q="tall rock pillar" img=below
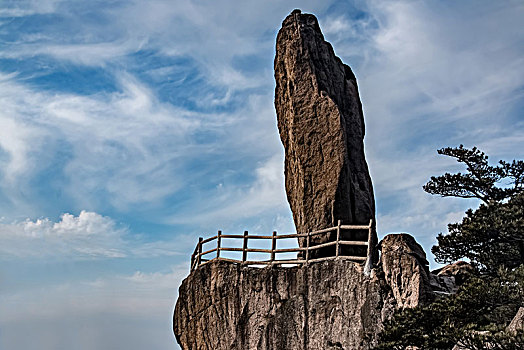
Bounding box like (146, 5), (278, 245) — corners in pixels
(274, 10), (376, 259)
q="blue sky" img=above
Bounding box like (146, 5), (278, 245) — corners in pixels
(0, 0), (523, 349)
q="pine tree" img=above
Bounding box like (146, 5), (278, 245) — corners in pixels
(423, 145), (523, 204)
(425, 146), (524, 273)
(375, 146), (524, 349)
(433, 192), (524, 273)
(375, 267), (524, 349)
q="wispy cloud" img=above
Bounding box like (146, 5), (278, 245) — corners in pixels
(0, 0), (522, 253)
(362, 0), (524, 132)
(170, 152), (290, 229)
(0, 0), (61, 18)
(315, 0), (524, 261)
(0, 210), (193, 260)
(0, 72), (199, 212)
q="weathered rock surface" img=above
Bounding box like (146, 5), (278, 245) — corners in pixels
(274, 10), (376, 258)
(174, 234), (435, 350)
(508, 307), (524, 335)
(173, 11), (461, 350)
(432, 261), (474, 294)
(174, 260), (390, 350)
(379, 234), (435, 308)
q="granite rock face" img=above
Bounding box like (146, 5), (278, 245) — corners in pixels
(432, 261), (474, 294)
(274, 10), (376, 258)
(174, 234), (436, 350)
(508, 307), (524, 335)
(379, 234), (435, 308)
(173, 10), (453, 350)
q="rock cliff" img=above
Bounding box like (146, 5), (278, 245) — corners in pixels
(174, 234), (439, 350)
(274, 10), (376, 258)
(173, 10), (449, 350)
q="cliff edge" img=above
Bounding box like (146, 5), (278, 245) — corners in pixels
(174, 234), (440, 350)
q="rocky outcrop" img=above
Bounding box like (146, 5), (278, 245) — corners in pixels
(173, 10), (461, 350)
(174, 259), (391, 350)
(508, 307), (524, 335)
(274, 10), (376, 258)
(379, 234), (435, 308)
(432, 261), (474, 294)
(174, 234), (435, 350)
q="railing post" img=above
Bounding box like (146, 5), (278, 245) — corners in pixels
(216, 230), (222, 259)
(364, 219), (373, 276)
(336, 220), (341, 257)
(271, 231), (277, 262)
(197, 237), (203, 267)
(366, 220), (372, 259)
(305, 231), (310, 264)
(242, 230), (248, 263)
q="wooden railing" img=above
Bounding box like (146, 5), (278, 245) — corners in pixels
(190, 220), (374, 271)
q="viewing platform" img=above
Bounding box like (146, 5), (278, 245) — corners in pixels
(190, 220), (375, 272)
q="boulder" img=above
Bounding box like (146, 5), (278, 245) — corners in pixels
(274, 10), (376, 259)
(379, 234), (434, 307)
(432, 261), (474, 294)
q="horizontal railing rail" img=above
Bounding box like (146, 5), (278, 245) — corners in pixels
(190, 220), (374, 271)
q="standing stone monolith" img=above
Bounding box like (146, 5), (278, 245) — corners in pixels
(274, 10), (376, 259)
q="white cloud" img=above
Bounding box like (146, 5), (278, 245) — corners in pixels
(0, 113), (38, 184)
(0, 211), (124, 259)
(0, 72), (200, 212)
(322, 16), (351, 35)
(0, 0), (60, 18)
(0, 211), (191, 260)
